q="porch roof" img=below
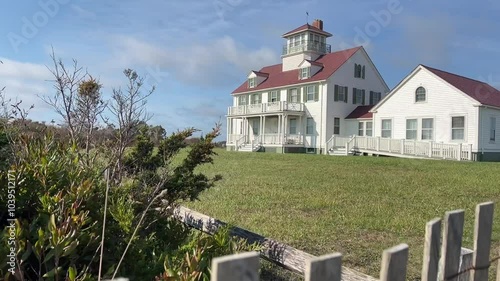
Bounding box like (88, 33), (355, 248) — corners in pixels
(346, 105), (374, 119)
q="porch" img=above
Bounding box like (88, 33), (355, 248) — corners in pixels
(227, 101), (304, 116)
(326, 135), (475, 161)
(227, 111), (307, 151)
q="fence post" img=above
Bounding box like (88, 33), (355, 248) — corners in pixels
(440, 210), (465, 281)
(429, 141), (433, 158)
(376, 137), (380, 151)
(422, 218), (441, 281)
(380, 244), (409, 281)
(471, 202), (494, 281)
(459, 249), (473, 281)
(414, 141), (417, 156)
(468, 144), (473, 161)
(305, 253), (342, 281)
(401, 139), (405, 155)
(441, 144), (444, 159)
(211, 252), (260, 281)
(457, 144), (463, 161)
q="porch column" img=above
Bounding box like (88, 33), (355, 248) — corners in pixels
(284, 114), (288, 140)
(277, 115), (281, 138)
(227, 117), (231, 143)
(263, 115), (266, 142)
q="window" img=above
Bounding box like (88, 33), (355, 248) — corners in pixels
(288, 88), (299, 103)
(366, 122), (373, 136)
(406, 119), (417, 140)
(334, 118), (340, 135)
(369, 91), (382, 105)
(250, 93), (261, 104)
(294, 35), (301, 46)
(305, 85), (317, 102)
(352, 88), (365, 105)
(306, 118), (315, 135)
(452, 116), (465, 140)
(490, 117), (496, 142)
(334, 85), (348, 103)
(415, 87), (426, 102)
(358, 122), (364, 136)
(269, 91), (279, 102)
(238, 95), (247, 106)
(248, 78), (256, 88)
(421, 118), (433, 140)
(381, 119), (392, 138)
(300, 67), (310, 79)
(289, 118), (297, 135)
(354, 64), (365, 79)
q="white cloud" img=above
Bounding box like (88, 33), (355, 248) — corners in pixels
(0, 58), (55, 121)
(70, 5), (97, 21)
(106, 35), (279, 87)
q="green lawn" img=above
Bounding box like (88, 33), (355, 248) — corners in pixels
(186, 149), (500, 280)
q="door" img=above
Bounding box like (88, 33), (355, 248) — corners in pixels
(252, 119), (260, 139)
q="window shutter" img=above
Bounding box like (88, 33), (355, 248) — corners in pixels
(353, 88), (357, 104)
(362, 66), (366, 79)
(370, 91), (373, 105)
(268, 92), (271, 103)
(354, 64), (358, 77)
(362, 90), (366, 105)
(314, 85), (319, 101)
(334, 85), (339, 101)
(277, 91), (280, 102)
(287, 90), (291, 101)
(303, 87), (307, 102)
(344, 87), (348, 103)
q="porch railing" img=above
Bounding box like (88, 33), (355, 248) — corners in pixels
(227, 101), (305, 116)
(234, 135), (246, 151)
(328, 135), (474, 161)
(228, 134), (303, 145)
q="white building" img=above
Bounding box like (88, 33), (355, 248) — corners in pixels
(369, 65), (500, 161)
(226, 19), (389, 153)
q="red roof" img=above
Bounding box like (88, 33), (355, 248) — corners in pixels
(251, 70), (269, 77)
(305, 60), (324, 67)
(346, 105), (374, 119)
(232, 46), (362, 94)
(423, 65), (500, 107)
(282, 23), (333, 37)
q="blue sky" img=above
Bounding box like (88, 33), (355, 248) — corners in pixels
(1, 0), (499, 140)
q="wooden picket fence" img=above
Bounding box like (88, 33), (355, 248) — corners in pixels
(209, 202), (497, 281)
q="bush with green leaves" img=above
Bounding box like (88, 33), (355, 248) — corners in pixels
(0, 120), (254, 280)
(155, 226), (261, 281)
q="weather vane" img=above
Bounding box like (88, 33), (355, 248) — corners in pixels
(306, 12), (309, 24)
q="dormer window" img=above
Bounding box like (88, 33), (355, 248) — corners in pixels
(300, 67), (310, 79)
(248, 78), (256, 88)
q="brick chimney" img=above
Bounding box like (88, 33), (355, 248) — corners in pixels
(312, 19), (323, 30)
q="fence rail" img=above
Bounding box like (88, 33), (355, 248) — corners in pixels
(207, 202), (495, 281)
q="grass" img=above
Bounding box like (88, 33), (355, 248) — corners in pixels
(185, 149), (500, 280)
